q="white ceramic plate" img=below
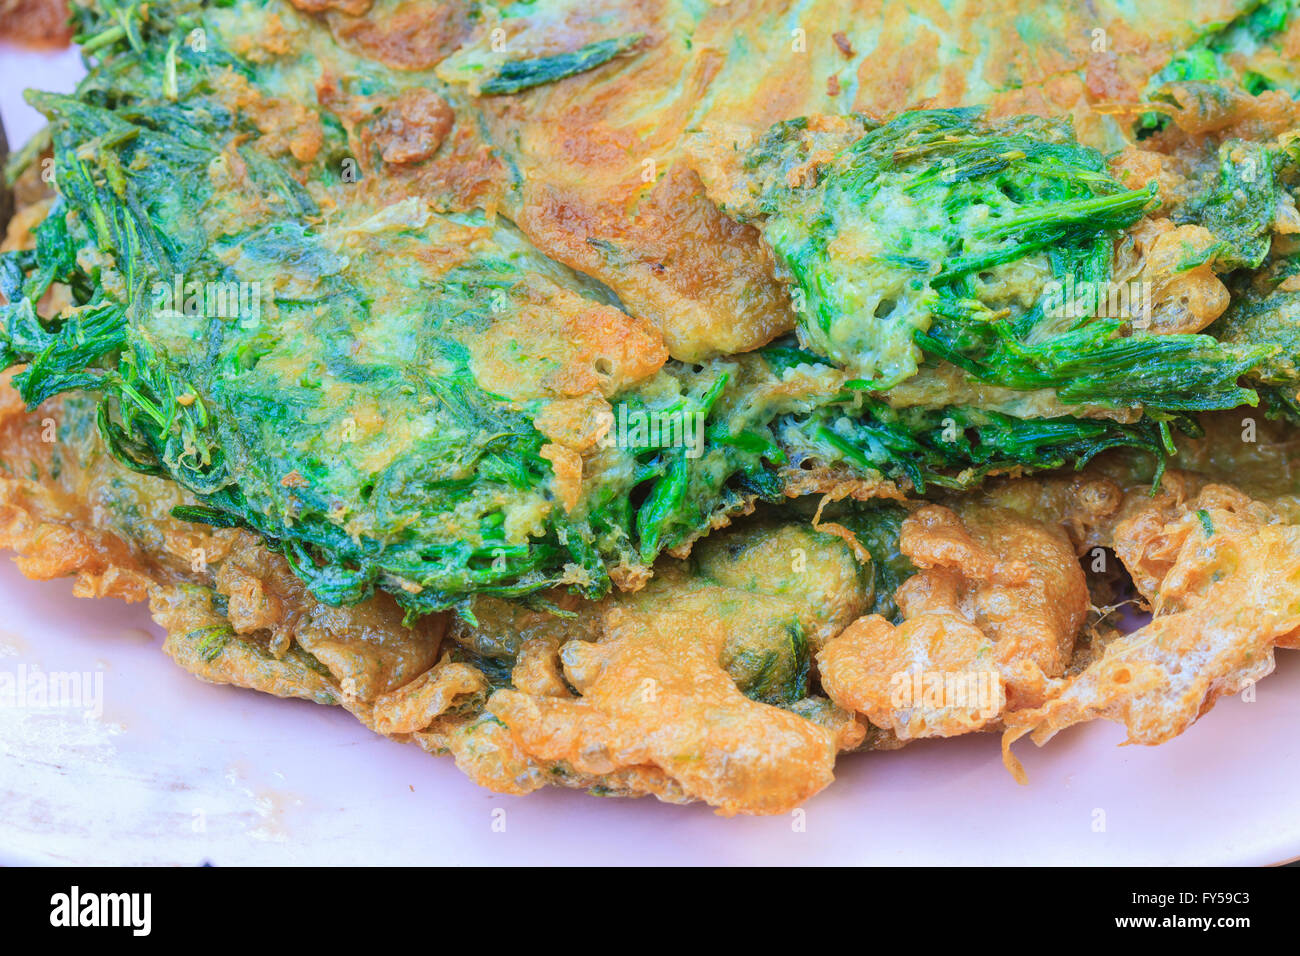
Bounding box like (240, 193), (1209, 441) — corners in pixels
(3, 42), (1299, 867)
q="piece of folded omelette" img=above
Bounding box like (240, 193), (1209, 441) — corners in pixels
(3, 0), (1300, 814)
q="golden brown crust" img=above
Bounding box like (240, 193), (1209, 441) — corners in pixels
(0, 0), (71, 49)
(818, 503), (1087, 737)
(307, 0), (472, 71)
(451, 0), (1253, 361)
(487, 584), (864, 816)
(1003, 486), (1300, 779)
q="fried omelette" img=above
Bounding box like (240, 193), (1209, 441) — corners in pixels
(3, 0), (1300, 815)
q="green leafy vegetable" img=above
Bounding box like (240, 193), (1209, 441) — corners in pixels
(1140, 0), (1299, 125)
(716, 108), (1273, 411)
(1177, 138), (1278, 271)
(0, 1), (1231, 617)
(480, 35), (643, 95)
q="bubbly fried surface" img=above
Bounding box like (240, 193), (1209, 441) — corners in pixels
(488, 570), (866, 816)
(1003, 484), (1300, 778)
(818, 503), (1086, 738)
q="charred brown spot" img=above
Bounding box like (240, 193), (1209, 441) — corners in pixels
(372, 89), (455, 165)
